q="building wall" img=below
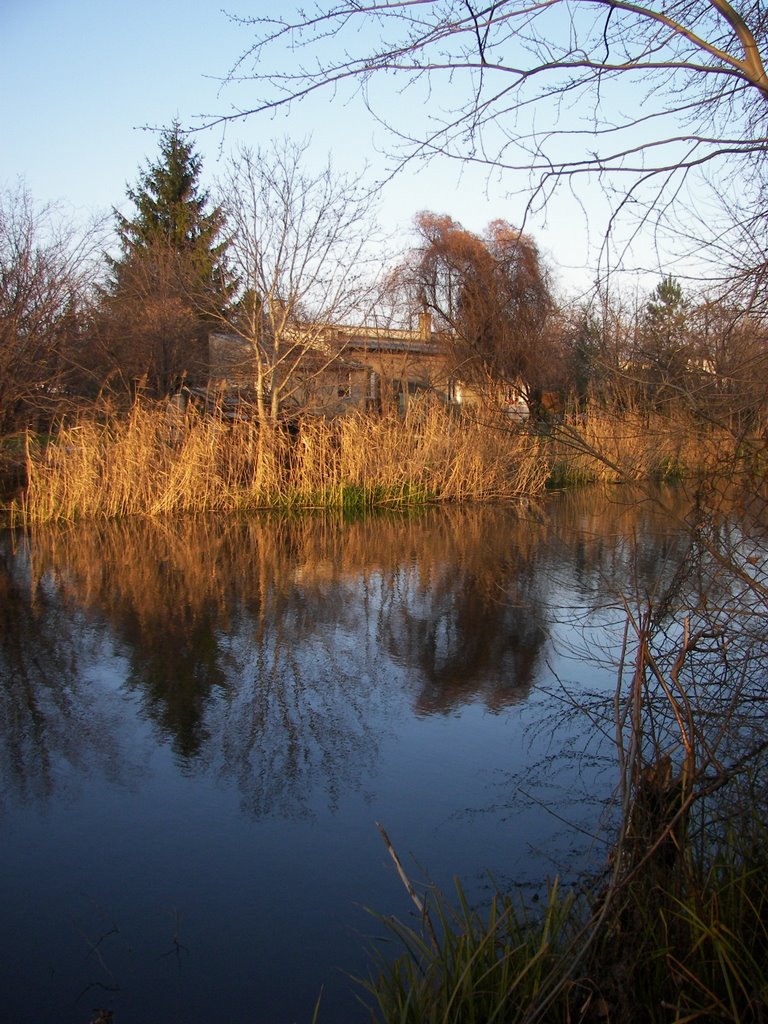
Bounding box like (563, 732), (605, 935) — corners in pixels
(208, 323), (505, 418)
(209, 333), (255, 389)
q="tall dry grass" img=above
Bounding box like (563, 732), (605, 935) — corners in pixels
(5, 396), (738, 525)
(548, 405), (731, 485)
(8, 398), (549, 524)
(291, 400), (549, 506)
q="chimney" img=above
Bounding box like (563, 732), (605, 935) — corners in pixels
(418, 311), (432, 340)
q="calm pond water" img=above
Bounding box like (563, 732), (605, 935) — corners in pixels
(0, 488), (700, 1023)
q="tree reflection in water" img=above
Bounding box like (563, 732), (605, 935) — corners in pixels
(6, 512), (544, 815)
(0, 488), (719, 1024)
(1, 491), (700, 818)
(0, 535), (139, 809)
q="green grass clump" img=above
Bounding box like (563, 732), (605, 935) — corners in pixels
(360, 878), (582, 1024)
(362, 814), (768, 1023)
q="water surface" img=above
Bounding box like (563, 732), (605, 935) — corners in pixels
(0, 490), (697, 1023)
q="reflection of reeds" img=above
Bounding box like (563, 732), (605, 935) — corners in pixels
(22, 481), (698, 629)
(24, 507), (536, 626)
(11, 400), (549, 523)
(20, 490), (698, 731)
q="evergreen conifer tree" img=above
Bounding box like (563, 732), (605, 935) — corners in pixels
(639, 275), (691, 406)
(101, 123), (234, 396)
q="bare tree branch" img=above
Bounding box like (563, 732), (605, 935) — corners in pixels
(207, 1), (768, 280)
(211, 140), (384, 424)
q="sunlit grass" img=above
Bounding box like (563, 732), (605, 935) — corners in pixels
(2, 395), (739, 524)
(6, 398), (548, 523)
(546, 406), (726, 487)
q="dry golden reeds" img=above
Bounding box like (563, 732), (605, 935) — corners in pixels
(547, 404), (730, 486)
(8, 398), (549, 524)
(5, 395), (738, 525)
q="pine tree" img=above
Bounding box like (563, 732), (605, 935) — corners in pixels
(101, 123), (234, 396)
(644, 277), (688, 355)
(639, 275), (691, 406)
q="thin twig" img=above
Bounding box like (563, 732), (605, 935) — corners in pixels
(376, 822), (438, 950)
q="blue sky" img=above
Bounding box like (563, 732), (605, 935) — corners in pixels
(2, 0), (657, 297)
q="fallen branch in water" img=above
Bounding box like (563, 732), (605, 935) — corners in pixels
(376, 821), (438, 950)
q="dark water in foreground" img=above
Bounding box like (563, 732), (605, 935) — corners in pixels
(0, 490), (696, 1023)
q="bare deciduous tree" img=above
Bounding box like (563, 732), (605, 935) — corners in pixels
(687, 295), (768, 430)
(0, 185), (96, 432)
(213, 140), (383, 425)
(565, 278), (768, 425)
(93, 235), (207, 397)
(214, 2), (768, 283)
